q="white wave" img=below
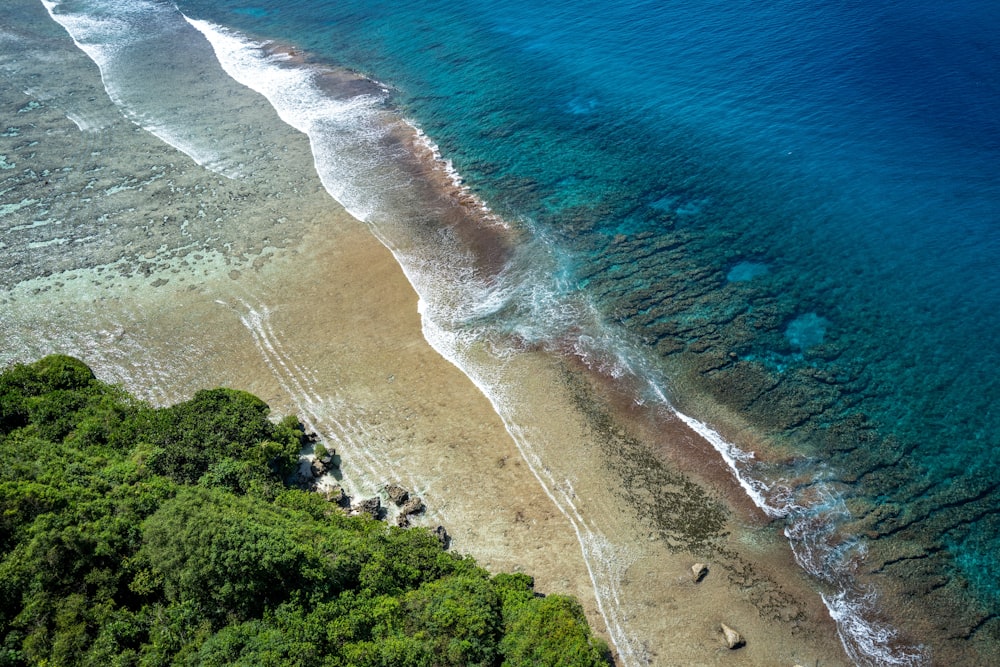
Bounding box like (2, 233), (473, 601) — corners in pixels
(184, 16), (390, 220)
(824, 590), (928, 666)
(185, 20), (649, 649)
(224, 296), (382, 495)
(407, 122), (509, 229)
(666, 401), (783, 515)
(667, 390), (928, 664)
(564, 312), (929, 666)
(65, 111), (98, 132)
(40, 0), (239, 176)
(417, 310), (643, 666)
(673, 399), (928, 664)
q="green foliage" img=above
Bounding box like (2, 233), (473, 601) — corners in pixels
(403, 575), (501, 666)
(140, 486), (334, 622)
(491, 572), (536, 611)
(0, 355), (97, 435)
(314, 441), (329, 461)
(499, 595), (611, 666)
(133, 388), (302, 484)
(0, 356), (611, 667)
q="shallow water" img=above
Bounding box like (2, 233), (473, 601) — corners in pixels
(9, 0), (1000, 664)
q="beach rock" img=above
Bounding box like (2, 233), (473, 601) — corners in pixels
(400, 495), (425, 517)
(385, 483), (409, 506)
(322, 484), (344, 504)
(351, 496), (381, 519)
(691, 562), (709, 582)
(432, 525), (450, 549)
(720, 623), (745, 649)
(310, 459), (326, 478)
(396, 513), (411, 528)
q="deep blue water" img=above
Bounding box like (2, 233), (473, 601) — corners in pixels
(44, 0), (1000, 660)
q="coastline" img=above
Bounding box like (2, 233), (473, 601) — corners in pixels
(20, 227), (852, 666)
(3, 2), (848, 663)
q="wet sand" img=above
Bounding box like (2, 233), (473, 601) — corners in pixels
(0, 2), (850, 664)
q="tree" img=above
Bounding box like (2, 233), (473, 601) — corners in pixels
(499, 595), (611, 667)
(132, 388), (301, 484)
(140, 487), (330, 622)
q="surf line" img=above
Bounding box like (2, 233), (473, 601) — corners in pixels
(651, 385), (926, 666)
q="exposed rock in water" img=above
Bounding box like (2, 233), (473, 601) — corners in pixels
(400, 495), (425, 517)
(310, 459), (326, 478)
(720, 623), (744, 649)
(351, 496), (381, 519)
(691, 562), (709, 582)
(385, 483), (409, 506)
(432, 525), (450, 549)
(396, 513), (411, 528)
(321, 484), (344, 504)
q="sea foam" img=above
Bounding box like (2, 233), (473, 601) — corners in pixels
(185, 15), (391, 222)
(40, 0), (256, 177)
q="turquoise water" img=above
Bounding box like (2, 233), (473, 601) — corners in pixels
(25, 0), (1000, 663)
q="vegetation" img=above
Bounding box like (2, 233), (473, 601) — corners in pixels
(0, 355), (611, 666)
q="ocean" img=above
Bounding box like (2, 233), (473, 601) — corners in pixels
(7, 0), (1000, 664)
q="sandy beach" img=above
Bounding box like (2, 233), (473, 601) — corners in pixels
(0, 2), (853, 664)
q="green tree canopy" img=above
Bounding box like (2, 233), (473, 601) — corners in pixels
(0, 356), (612, 667)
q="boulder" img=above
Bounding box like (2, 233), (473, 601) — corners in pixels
(396, 513), (411, 528)
(400, 495), (425, 517)
(385, 483), (409, 506)
(322, 485), (344, 504)
(691, 562), (709, 582)
(310, 459), (326, 478)
(432, 525), (450, 549)
(351, 496), (381, 519)
(720, 623), (744, 649)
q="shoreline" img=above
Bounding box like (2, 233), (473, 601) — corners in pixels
(0, 2), (879, 663)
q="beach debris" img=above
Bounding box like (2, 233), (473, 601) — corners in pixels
(351, 496), (381, 519)
(691, 562), (709, 582)
(720, 623), (745, 649)
(400, 495), (426, 517)
(433, 525), (450, 549)
(385, 483), (410, 506)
